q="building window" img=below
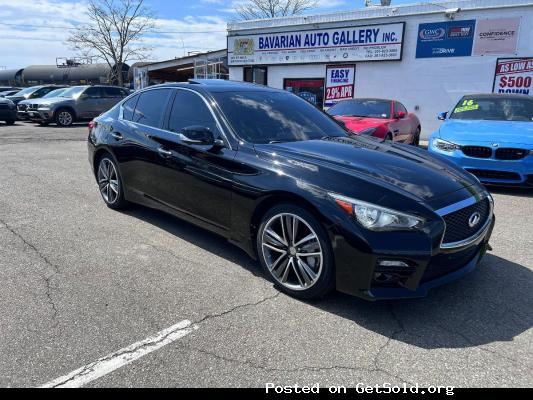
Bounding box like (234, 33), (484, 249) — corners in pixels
(284, 78), (325, 109)
(244, 66), (267, 85)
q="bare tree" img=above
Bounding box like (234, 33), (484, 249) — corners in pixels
(67, 0), (155, 86)
(236, 0), (319, 20)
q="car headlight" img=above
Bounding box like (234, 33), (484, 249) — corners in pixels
(433, 138), (461, 152)
(328, 193), (425, 231)
(359, 127), (377, 136)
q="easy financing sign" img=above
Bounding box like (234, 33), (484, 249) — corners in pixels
(324, 65), (356, 107)
(228, 22), (405, 66)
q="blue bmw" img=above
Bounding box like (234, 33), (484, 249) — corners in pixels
(429, 94), (533, 187)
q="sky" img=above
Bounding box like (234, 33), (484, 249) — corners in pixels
(0, 0), (416, 69)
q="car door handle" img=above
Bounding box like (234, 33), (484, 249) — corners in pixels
(111, 132), (123, 140)
(157, 147), (172, 157)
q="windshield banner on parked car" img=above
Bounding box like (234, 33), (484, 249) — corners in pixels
(228, 22), (404, 66)
(493, 57), (533, 96)
(416, 20), (476, 58)
(324, 65), (356, 108)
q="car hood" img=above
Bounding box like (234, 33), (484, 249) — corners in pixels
(334, 116), (389, 132)
(255, 136), (478, 203)
(438, 119), (533, 146)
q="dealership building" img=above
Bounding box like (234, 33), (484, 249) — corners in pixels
(227, 0), (533, 138)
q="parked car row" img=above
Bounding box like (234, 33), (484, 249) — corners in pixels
(3, 84), (130, 126)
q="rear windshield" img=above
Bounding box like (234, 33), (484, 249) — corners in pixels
(213, 91), (347, 144)
(450, 96), (533, 122)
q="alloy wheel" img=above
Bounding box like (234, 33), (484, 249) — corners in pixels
(97, 158), (120, 204)
(58, 111), (73, 126)
(261, 213), (323, 291)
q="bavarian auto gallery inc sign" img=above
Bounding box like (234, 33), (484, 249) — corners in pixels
(228, 22), (405, 66)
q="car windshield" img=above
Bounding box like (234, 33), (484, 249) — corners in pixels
(213, 91), (348, 144)
(43, 88), (67, 98)
(14, 87), (39, 97)
(327, 99), (392, 119)
(450, 96), (533, 122)
(60, 86), (86, 98)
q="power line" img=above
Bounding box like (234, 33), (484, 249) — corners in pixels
(0, 22), (227, 34)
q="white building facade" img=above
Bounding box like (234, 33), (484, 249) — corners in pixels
(227, 0), (533, 138)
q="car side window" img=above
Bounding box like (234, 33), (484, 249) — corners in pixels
(84, 87), (104, 98)
(132, 89), (172, 128)
(395, 102), (407, 116)
(122, 95), (139, 121)
(102, 87), (123, 98)
(168, 90), (219, 135)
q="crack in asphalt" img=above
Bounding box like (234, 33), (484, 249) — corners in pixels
(170, 295), (413, 386)
(0, 218), (62, 331)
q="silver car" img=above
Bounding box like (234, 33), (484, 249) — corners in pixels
(34, 85), (129, 126)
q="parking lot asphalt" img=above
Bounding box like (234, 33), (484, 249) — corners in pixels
(0, 121), (531, 388)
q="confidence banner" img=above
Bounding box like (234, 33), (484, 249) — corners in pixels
(228, 22), (404, 66)
(473, 17), (520, 56)
(493, 57), (533, 96)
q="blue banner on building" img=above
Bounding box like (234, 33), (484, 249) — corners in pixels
(416, 20), (476, 58)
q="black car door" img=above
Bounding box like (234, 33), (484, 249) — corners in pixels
(147, 88), (237, 232)
(111, 88), (174, 199)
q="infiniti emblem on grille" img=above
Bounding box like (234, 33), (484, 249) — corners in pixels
(468, 212), (482, 228)
(492, 143), (499, 148)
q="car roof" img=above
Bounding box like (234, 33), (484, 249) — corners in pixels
(144, 79), (282, 93)
(462, 93), (532, 99)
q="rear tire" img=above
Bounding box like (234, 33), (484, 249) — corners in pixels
(55, 109), (74, 127)
(412, 127), (421, 147)
(256, 204), (335, 300)
(96, 155), (128, 210)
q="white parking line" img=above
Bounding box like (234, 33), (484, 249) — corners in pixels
(40, 320), (197, 388)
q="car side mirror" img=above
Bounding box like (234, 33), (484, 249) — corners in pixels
(180, 126), (224, 148)
(396, 111), (406, 119)
(438, 112), (448, 121)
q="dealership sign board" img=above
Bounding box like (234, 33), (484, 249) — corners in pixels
(324, 65), (356, 107)
(416, 20), (476, 58)
(228, 23), (404, 66)
(473, 18), (520, 56)
(493, 58), (533, 96)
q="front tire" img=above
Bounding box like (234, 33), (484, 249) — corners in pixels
(412, 127), (421, 147)
(256, 204), (335, 300)
(5, 120), (15, 125)
(96, 155), (127, 210)
(55, 109), (74, 127)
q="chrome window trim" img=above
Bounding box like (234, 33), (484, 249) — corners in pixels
(119, 86), (232, 151)
(436, 193), (494, 250)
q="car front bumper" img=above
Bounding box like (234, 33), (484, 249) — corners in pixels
(429, 143), (533, 187)
(329, 194), (495, 301)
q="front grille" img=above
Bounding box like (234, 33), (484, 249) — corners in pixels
(462, 146), (492, 158)
(495, 148), (528, 160)
(466, 169), (521, 181)
(17, 104), (27, 111)
(422, 244), (481, 283)
(27, 104), (39, 110)
(442, 198), (491, 244)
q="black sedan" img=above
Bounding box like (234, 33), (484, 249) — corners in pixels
(0, 98), (17, 125)
(87, 80), (495, 301)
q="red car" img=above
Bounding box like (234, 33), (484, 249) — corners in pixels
(327, 98), (421, 146)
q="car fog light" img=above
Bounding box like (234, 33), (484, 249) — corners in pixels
(378, 260), (410, 267)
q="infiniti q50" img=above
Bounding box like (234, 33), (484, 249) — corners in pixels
(87, 80), (495, 301)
